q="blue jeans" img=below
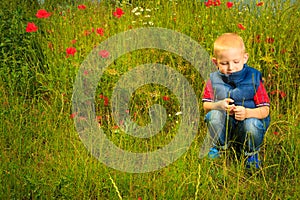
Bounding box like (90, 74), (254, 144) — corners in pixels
(205, 110), (270, 155)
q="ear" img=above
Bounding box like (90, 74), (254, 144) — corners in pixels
(243, 53), (249, 64)
(212, 57), (218, 66)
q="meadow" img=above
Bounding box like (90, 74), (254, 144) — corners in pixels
(0, 0), (299, 199)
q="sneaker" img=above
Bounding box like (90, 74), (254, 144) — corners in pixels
(208, 147), (220, 159)
(245, 154), (261, 169)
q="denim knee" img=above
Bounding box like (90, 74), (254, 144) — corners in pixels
(243, 117), (269, 154)
(205, 110), (230, 148)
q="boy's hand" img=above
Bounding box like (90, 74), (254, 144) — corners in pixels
(233, 106), (247, 121)
(218, 98), (235, 115)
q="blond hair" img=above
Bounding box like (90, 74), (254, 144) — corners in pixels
(213, 33), (246, 57)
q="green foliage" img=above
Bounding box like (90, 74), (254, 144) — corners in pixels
(0, 0), (44, 98)
(0, 0), (299, 199)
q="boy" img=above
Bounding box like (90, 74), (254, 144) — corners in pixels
(202, 33), (270, 169)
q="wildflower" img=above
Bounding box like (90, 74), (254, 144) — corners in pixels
(256, 2), (264, 6)
(36, 9), (51, 18)
(132, 7), (139, 13)
(104, 96), (109, 106)
(96, 28), (104, 36)
(213, 0), (221, 6)
(99, 50), (110, 58)
(280, 49), (287, 54)
(26, 22), (38, 32)
(84, 30), (91, 36)
(113, 125), (119, 129)
(270, 90), (286, 99)
(163, 96), (170, 101)
(113, 8), (125, 18)
(266, 37), (275, 44)
(70, 112), (78, 119)
(205, 0), (213, 7)
(71, 39), (77, 44)
(83, 70), (89, 75)
(135, 12), (141, 16)
(279, 91), (287, 98)
(48, 42), (54, 51)
(273, 131), (279, 135)
(237, 23), (246, 30)
(226, 2), (234, 8)
(96, 115), (102, 123)
(175, 111), (182, 115)
(96, 115), (102, 120)
(66, 47), (77, 57)
(255, 35), (261, 43)
(78, 4), (86, 10)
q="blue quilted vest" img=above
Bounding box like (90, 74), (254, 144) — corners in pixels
(210, 64), (261, 108)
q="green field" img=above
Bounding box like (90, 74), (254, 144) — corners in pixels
(1, 0), (299, 199)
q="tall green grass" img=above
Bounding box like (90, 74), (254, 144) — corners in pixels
(1, 0), (299, 199)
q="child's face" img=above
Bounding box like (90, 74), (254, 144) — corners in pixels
(213, 48), (249, 75)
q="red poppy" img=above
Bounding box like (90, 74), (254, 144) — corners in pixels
(273, 131), (279, 135)
(163, 96), (170, 101)
(26, 22), (38, 32)
(96, 28), (104, 36)
(255, 35), (261, 43)
(279, 91), (286, 98)
(113, 125), (119, 129)
(99, 94), (104, 99)
(71, 39), (77, 44)
(70, 112), (78, 119)
(84, 30), (91, 36)
(226, 2), (234, 8)
(213, 0), (221, 6)
(266, 37), (275, 44)
(270, 90), (286, 99)
(256, 2), (264, 6)
(205, 0), (213, 7)
(48, 42), (54, 51)
(113, 8), (125, 18)
(205, 0), (221, 7)
(66, 47), (77, 57)
(104, 96), (109, 106)
(96, 115), (102, 121)
(83, 70), (89, 75)
(99, 50), (110, 58)
(36, 9), (51, 18)
(78, 4), (86, 10)
(237, 23), (246, 30)
(280, 49), (287, 54)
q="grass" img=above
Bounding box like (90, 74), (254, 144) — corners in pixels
(1, 0), (299, 199)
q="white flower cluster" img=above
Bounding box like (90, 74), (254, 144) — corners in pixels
(131, 6), (154, 26)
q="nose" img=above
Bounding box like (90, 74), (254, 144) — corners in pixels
(228, 62), (234, 71)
